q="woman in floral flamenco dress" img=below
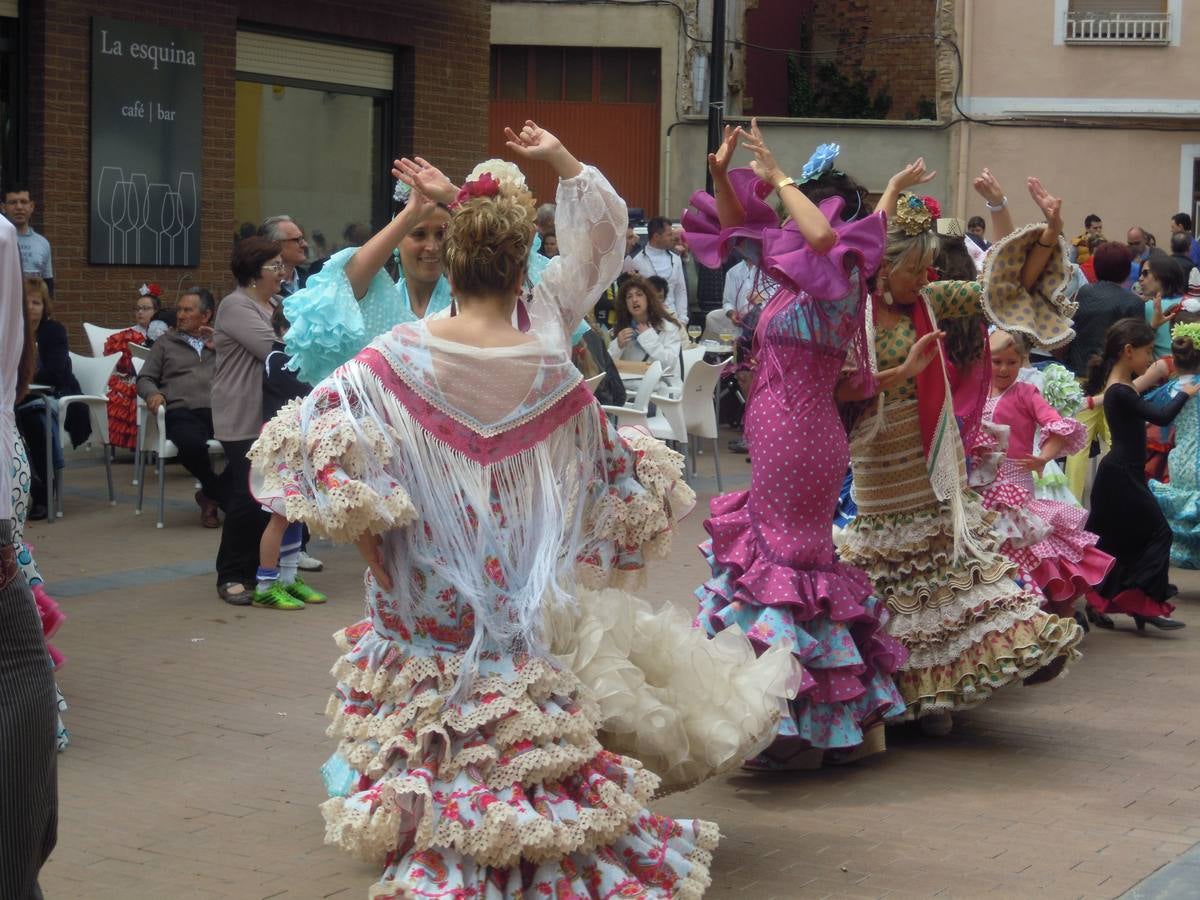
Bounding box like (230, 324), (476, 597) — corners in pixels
(250, 122), (793, 899)
(835, 172), (1084, 736)
(687, 123), (909, 767)
(971, 329), (1114, 620)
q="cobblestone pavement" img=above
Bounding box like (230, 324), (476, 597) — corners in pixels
(28, 440), (1200, 899)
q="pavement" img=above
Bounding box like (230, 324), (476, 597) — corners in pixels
(26, 434), (1200, 900)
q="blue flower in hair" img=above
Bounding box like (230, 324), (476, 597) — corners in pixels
(799, 143), (841, 184)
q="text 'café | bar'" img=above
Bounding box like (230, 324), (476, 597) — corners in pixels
(6, 0), (491, 336)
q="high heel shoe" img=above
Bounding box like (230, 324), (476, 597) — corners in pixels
(1086, 607), (1115, 630)
(1133, 615), (1186, 631)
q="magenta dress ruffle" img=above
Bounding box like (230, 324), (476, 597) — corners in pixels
(687, 171), (908, 752)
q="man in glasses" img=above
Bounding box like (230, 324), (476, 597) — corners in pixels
(1126, 225), (1151, 289)
(260, 215), (320, 297)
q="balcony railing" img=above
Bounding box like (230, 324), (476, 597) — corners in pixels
(1065, 11), (1172, 44)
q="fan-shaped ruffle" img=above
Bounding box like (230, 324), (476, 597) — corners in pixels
(681, 168), (779, 268)
(547, 587), (796, 792)
(761, 196), (886, 301)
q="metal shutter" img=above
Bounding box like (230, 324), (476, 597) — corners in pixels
(236, 31), (393, 91)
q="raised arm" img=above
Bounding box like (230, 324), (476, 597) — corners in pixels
(342, 190), (440, 301)
(972, 168), (1015, 240)
(1114, 380), (1198, 426)
(877, 157), (937, 221)
(1020, 177), (1064, 292)
(742, 118), (835, 253)
(508, 121), (627, 339)
(707, 124), (745, 229)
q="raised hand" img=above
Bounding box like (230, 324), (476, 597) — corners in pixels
(393, 156), (458, 204)
(504, 120), (565, 161)
(741, 117), (784, 185)
(1027, 177), (1062, 232)
(889, 158), (938, 193)
(707, 124), (741, 179)
(972, 167), (1005, 205)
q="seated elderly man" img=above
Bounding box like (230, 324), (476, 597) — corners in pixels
(136, 289), (221, 527)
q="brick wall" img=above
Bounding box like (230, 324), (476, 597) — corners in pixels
(745, 0), (937, 120)
(25, 0), (490, 343)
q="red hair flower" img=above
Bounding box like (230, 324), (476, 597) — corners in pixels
(453, 172), (501, 208)
(921, 196), (942, 219)
(139, 282), (163, 299)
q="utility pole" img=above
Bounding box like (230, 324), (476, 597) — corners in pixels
(705, 0), (726, 194)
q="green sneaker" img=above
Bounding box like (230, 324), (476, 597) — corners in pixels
(253, 581), (306, 610)
(285, 577), (327, 605)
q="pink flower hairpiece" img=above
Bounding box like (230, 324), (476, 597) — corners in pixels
(921, 196), (942, 219)
(452, 172), (501, 209)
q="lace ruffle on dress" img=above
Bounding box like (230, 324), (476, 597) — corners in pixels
(684, 173), (908, 753)
(250, 166), (793, 899)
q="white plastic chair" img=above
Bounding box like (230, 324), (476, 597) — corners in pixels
(600, 361), (663, 430)
(582, 373), (605, 394)
(649, 359), (725, 491)
(56, 351), (120, 515)
(680, 345), (705, 381)
(128, 342), (153, 365)
(135, 402), (224, 529)
(83, 322), (123, 357)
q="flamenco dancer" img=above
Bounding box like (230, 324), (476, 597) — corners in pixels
(250, 122), (792, 898)
(971, 330), (1114, 620)
(688, 122), (909, 767)
(1150, 319), (1200, 569)
(1086, 318), (1196, 631)
(835, 173), (1084, 735)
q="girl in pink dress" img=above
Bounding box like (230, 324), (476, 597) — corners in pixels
(973, 330), (1114, 619)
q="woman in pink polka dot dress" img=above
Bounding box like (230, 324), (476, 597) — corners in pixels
(685, 123), (909, 767)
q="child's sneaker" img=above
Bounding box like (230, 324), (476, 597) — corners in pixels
(286, 577), (327, 605)
(253, 582), (305, 610)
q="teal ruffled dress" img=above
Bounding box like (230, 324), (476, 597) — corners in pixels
(1150, 375), (1200, 568)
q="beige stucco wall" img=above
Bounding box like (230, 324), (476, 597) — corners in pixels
(967, 0), (1195, 102)
(664, 119), (952, 221)
(958, 123), (1200, 241)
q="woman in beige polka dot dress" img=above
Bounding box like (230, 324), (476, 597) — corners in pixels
(836, 171), (1084, 735)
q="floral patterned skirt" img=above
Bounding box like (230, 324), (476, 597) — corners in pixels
(322, 620), (719, 899)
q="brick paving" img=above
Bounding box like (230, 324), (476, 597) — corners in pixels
(26, 440), (1200, 899)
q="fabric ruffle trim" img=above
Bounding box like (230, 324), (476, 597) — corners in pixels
(281, 246), (376, 384)
(895, 611), (1082, 719)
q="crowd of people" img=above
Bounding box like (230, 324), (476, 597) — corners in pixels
(4, 117), (1200, 897)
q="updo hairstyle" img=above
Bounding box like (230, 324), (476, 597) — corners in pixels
(797, 171), (871, 222)
(1170, 311), (1200, 373)
(444, 192), (536, 297)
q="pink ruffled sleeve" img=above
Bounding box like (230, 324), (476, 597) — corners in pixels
(681, 168), (780, 268)
(1024, 383), (1087, 456)
(761, 199), (886, 300)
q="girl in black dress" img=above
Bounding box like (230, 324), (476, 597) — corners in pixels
(1085, 318), (1199, 630)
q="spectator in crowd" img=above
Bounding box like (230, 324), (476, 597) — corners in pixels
(1138, 252), (1186, 359)
(1127, 225), (1151, 285)
(535, 202), (556, 236)
(966, 215), (990, 250)
(2, 184), (54, 294)
(0, 212), (57, 900)
(136, 289), (221, 528)
(633, 216), (689, 325)
(672, 224), (699, 319)
(341, 222), (371, 250)
(1171, 212), (1200, 267)
(1170, 231), (1196, 283)
(1063, 241), (1146, 501)
(1079, 232), (1106, 283)
(212, 237), (283, 604)
(260, 215), (317, 297)
(1070, 213), (1103, 265)
(620, 224), (641, 275)
(539, 228), (558, 258)
(132, 283), (169, 344)
(16, 277), (88, 520)
(608, 274), (682, 391)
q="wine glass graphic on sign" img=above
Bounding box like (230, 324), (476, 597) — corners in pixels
(160, 189), (183, 265)
(111, 179), (135, 264)
(95, 166), (125, 263)
(145, 183), (171, 264)
(176, 172), (197, 265)
(127, 174), (147, 264)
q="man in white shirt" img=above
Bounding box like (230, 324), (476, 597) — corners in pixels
(722, 259), (777, 323)
(634, 216), (689, 324)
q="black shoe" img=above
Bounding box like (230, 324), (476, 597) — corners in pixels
(217, 582), (253, 606)
(28, 504), (48, 521)
(1166, 583), (1180, 599)
(1086, 607), (1115, 630)
(1074, 611), (1089, 634)
(1133, 615), (1185, 631)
